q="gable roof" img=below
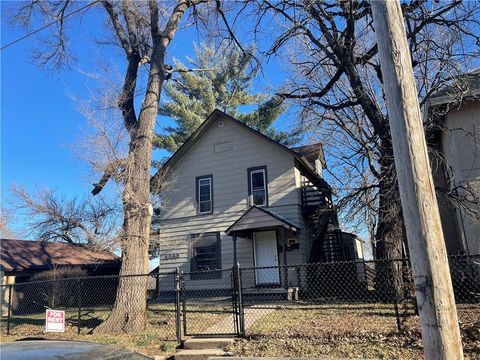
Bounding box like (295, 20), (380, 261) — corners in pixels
(0, 239), (119, 272)
(291, 142), (326, 168)
(225, 206), (300, 235)
(152, 109), (330, 190)
(428, 69), (480, 107)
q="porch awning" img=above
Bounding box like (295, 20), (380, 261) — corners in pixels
(225, 206), (300, 235)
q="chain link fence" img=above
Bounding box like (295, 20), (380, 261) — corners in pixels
(1, 273), (179, 341)
(1, 254), (479, 345)
(239, 255), (479, 338)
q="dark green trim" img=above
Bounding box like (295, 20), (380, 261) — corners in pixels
(196, 174), (213, 215)
(247, 166), (268, 207)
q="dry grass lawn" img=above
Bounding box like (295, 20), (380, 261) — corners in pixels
(2, 302), (479, 358)
(229, 303), (480, 359)
(1, 303), (229, 357)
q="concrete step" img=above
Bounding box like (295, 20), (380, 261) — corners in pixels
(183, 338), (234, 350)
(174, 348), (231, 360)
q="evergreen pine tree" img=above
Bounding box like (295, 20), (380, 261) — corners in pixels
(155, 43), (300, 153)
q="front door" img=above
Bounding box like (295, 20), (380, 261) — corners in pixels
(253, 230), (280, 285)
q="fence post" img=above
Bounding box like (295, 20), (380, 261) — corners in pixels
(235, 262), (245, 336)
(174, 268), (181, 344)
(231, 266), (239, 335)
(404, 258), (419, 316)
(387, 259), (402, 331)
(6, 284), (12, 335)
(77, 279), (83, 335)
(181, 271), (187, 337)
(296, 265), (301, 289)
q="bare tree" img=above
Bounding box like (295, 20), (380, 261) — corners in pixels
(9, 186), (120, 249)
(8, 0), (217, 333)
(0, 207), (17, 239)
(242, 1), (479, 257)
(33, 265), (88, 309)
(225, 0), (480, 298)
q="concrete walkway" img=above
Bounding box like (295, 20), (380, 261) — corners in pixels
(174, 338), (234, 360)
(203, 305), (276, 334)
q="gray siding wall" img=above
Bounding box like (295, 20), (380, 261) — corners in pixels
(158, 116), (309, 287)
(441, 101), (480, 255)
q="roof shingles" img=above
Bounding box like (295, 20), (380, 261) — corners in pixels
(0, 239), (119, 272)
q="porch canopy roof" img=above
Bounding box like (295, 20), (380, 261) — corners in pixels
(225, 206), (300, 236)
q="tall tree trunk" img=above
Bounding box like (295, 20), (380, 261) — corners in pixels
(95, 47), (165, 334)
(94, 145), (153, 332)
(375, 143), (406, 301)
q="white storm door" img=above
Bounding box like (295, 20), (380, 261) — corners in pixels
(253, 230), (280, 285)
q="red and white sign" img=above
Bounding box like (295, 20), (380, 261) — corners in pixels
(45, 309), (65, 332)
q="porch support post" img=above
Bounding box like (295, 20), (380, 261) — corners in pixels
(232, 233), (238, 266)
(279, 227), (288, 290)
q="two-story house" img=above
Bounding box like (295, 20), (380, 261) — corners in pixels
(155, 110), (359, 289)
(428, 70), (480, 256)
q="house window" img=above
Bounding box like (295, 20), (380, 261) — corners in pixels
(196, 175), (213, 214)
(195, 246), (217, 271)
(190, 233), (221, 279)
(248, 166), (268, 206)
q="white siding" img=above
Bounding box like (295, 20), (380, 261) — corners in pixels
(158, 115), (308, 286)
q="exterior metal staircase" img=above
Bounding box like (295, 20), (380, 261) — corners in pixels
(300, 176), (345, 263)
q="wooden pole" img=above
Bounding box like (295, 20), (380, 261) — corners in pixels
(370, 1), (463, 359)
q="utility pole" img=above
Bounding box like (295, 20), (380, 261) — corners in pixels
(370, 1), (463, 359)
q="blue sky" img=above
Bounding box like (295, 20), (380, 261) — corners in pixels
(2, 4), (112, 197)
(1, 2), (291, 237)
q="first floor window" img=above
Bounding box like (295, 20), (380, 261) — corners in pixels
(190, 232), (221, 279)
(195, 245), (217, 271)
(248, 166), (268, 206)
(196, 175), (213, 214)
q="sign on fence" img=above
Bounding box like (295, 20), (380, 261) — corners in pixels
(45, 309), (65, 332)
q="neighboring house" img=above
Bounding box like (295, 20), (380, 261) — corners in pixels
(428, 70), (480, 256)
(0, 238), (120, 284)
(340, 232), (365, 261)
(156, 109), (355, 290)
(0, 239), (120, 315)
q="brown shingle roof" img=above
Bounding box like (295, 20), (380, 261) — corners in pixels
(0, 239), (119, 272)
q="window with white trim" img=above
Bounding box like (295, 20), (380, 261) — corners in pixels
(196, 175), (213, 214)
(248, 167), (267, 206)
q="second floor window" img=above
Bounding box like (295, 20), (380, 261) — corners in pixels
(248, 166), (268, 206)
(196, 175), (213, 214)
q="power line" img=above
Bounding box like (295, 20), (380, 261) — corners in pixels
(1, 0), (100, 51)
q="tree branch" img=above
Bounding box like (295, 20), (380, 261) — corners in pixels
(101, 0), (132, 57)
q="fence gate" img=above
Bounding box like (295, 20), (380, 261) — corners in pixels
(180, 266), (243, 338)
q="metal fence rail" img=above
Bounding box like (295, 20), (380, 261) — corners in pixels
(239, 255), (479, 336)
(1, 255), (479, 345)
(1, 272), (179, 341)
